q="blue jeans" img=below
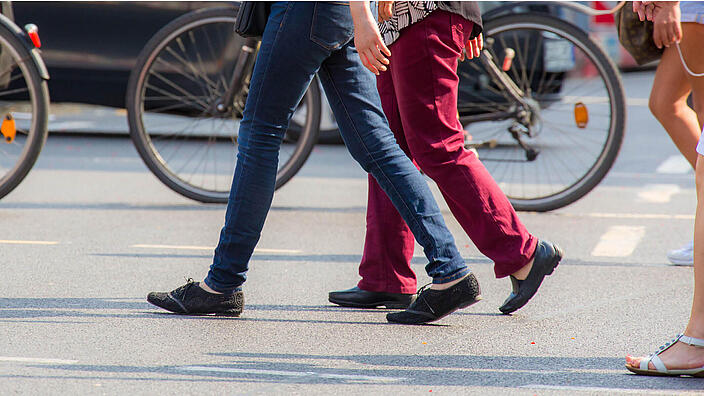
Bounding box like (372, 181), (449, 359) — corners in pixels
(204, 1), (468, 293)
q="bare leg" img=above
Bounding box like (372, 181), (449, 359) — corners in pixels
(627, 22), (704, 371)
(649, 44), (701, 169)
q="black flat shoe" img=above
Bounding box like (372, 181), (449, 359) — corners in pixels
(147, 279), (244, 316)
(499, 240), (563, 315)
(386, 273), (482, 325)
(328, 286), (415, 309)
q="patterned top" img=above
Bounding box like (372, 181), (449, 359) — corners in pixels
(378, 1), (438, 46)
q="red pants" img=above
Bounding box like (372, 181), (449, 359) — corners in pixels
(358, 11), (538, 294)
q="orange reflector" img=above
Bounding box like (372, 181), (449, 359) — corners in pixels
(1, 114), (16, 143)
(574, 102), (588, 129)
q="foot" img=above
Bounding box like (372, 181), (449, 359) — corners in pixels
(626, 337), (704, 372)
(386, 273), (482, 325)
(328, 286), (415, 309)
(667, 241), (693, 266)
(147, 279), (244, 316)
(499, 240), (563, 314)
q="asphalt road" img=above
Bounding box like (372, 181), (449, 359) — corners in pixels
(1, 70), (703, 395)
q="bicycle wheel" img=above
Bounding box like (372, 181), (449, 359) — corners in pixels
(0, 24), (49, 200)
(459, 13), (626, 211)
(127, 7), (321, 203)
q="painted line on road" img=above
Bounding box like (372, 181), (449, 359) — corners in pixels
(178, 366), (404, 382)
(656, 155), (692, 174)
(553, 212), (694, 220)
(522, 384), (674, 394)
(131, 244), (302, 254)
(636, 184), (681, 203)
(0, 240), (58, 245)
(591, 225), (645, 257)
(0, 356), (78, 365)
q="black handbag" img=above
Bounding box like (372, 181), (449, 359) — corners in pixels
(614, 1), (663, 65)
(235, 1), (271, 38)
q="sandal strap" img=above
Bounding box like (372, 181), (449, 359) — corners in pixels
(650, 354), (668, 372)
(680, 334), (704, 347)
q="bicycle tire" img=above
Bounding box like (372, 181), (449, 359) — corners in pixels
(127, 7), (321, 203)
(460, 13), (626, 212)
(0, 23), (49, 200)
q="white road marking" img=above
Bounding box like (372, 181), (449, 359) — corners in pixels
(178, 366), (404, 382)
(591, 225), (645, 257)
(522, 384), (672, 394)
(636, 184), (681, 203)
(656, 155), (692, 174)
(131, 244), (302, 254)
(561, 96), (648, 107)
(553, 212), (694, 220)
(49, 121), (95, 130)
(0, 240), (58, 245)
(0, 356), (77, 365)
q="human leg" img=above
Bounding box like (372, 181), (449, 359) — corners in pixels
(319, 39), (481, 323)
(389, 11), (538, 279)
(356, 59), (417, 295)
(649, 48), (700, 169)
(148, 2), (337, 313)
(317, 42), (469, 285)
(625, 151), (704, 374)
(329, 62), (429, 307)
(626, 22), (704, 374)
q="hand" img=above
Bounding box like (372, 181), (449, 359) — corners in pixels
(350, 2), (391, 75)
(378, 1), (393, 22)
(652, 2), (682, 48)
(460, 33), (483, 62)
(632, 1), (655, 21)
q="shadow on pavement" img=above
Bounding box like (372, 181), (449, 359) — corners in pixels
(0, 202), (223, 211)
(20, 354), (704, 390)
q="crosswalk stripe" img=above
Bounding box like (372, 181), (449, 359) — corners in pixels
(0, 240), (58, 245)
(656, 155), (692, 174)
(636, 184), (681, 203)
(591, 225), (645, 257)
(131, 244), (302, 254)
(0, 356), (77, 364)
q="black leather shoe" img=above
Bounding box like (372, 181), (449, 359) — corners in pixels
(386, 273), (482, 325)
(499, 240), (563, 315)
(328, 286), (415, 309)
(147, 279), (244, 316)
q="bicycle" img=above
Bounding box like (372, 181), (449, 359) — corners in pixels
(0, 2), (50, 200)
(126, 6), (320, 204)
(128, 3), (626, 212)
(459, 2), (626, 211)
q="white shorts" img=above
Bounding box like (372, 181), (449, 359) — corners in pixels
(697, 127), (704, 156)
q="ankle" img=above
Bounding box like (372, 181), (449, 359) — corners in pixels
(431, 274), (468, 290)
(512, 258), (534, 280)
(200, 281), (223, 294)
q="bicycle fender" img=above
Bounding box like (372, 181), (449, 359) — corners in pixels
(27, 47), (49, 80)
(483, 1), (567, 21)
(0, 13), (50, 80)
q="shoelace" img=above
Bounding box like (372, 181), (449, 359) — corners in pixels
(172, 278), (197, 299)
(414, 283), (436, 315)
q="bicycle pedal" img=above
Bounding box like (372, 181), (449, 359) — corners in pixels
(1, 114), (15, 143)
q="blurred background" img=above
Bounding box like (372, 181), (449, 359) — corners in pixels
(9, 1), (645, 144)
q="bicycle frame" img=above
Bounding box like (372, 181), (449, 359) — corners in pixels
(216, 36), (259, 115)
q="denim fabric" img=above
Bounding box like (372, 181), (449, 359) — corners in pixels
(204, 1), (468, 293)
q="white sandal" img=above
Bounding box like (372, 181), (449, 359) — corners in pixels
(626, 334), (704, 377)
